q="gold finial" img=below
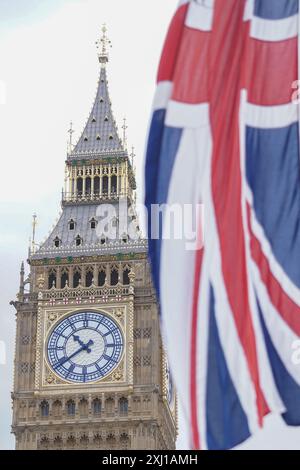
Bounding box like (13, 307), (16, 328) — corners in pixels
(68, 121), (75, 153)
(96, 24), (112, 65)
(122, 117), (128, 149)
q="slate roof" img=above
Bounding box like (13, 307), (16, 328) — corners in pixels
(32, 204), (145, 260)
(69, 65), (124, 159)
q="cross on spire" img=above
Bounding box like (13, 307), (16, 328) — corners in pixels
(96, 24), (112, 65)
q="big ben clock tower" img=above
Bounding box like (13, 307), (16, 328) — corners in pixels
(11, 26), (177, 450)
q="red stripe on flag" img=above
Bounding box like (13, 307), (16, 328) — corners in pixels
(157, 3), (189, 83)
(209, 0), (268, 425)
(172, 27), (211, 104)
(245, 37), (297, 106)
(247, 204), (300, 336)
(190, 246), (203, 450)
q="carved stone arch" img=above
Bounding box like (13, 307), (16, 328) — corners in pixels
(53, 435), (63, 449)
(120, 432), (130, 449)
(79, 433), (89, 448)
(40, 400), (49, 418)
(93, 433), (102, 448)
(52, 399), (62, 418)
(66, 434), (76, 448)
(105, 396), (115, 414)
(106, 433), (116, 449)
(39, 435), (50, 449)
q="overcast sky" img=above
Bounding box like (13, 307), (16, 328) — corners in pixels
(1, 0), (300, 450)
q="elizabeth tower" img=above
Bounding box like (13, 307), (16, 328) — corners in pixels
(11, 27), (177, 450)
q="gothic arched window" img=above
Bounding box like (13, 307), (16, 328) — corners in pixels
(92, 398), (102, 415)
(77, 177), (83, 196)
(66, 400), (75, 416)
(52, 400), (62, 418)
(86, 177), (91, 195)
(73, 270), (81, 288)
(102, 175), (108, 194)
(61, 270), (69, 289)
(119, 397), (128, 415)
(123, 267), (130, 285)
(85, 269), (93, 288)
(110, 266), (118, 286)
(40, 400), (49, 418)
(98, 268), (106, 287)
(94, 176), (100, 195)
(105, 397), (114, 413)
(48, 271), (56, 289)
(111, 175), (117, 194)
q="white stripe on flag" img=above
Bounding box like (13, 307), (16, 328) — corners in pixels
(204, 142), (260, 434)
(251, 259), (300, 388)
(152, 81), (173, 111)
(243, 0), (254, 22)
(246, 193), (300, 308)
(160, 125), (211, 442)
(166, 100), (210, 128)
(185, 0), (214, 32)
(250, 15), (298, 42)
(245, 102), (297, 128)
(239, 90), (285, 415)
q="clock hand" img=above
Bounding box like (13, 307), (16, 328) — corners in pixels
(73, 335), (85, 348)
(56, 339), (94, 367)
(73, 335), (94, 352)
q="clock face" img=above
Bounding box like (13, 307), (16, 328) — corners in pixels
(47, 311), (123, 383)
(166, 361), (174, 406)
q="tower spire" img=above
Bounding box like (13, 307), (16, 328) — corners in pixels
(96, 24), (111, 65)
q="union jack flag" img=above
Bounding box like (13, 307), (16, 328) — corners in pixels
(145, 0), (300, 450)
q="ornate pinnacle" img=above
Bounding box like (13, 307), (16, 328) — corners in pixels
(68, 121), (75, 154)
(96, 24), (112, 65)
(122, 117), (128, 149)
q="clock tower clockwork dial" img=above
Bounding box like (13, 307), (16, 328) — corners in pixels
(47, 311), (123, 383)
